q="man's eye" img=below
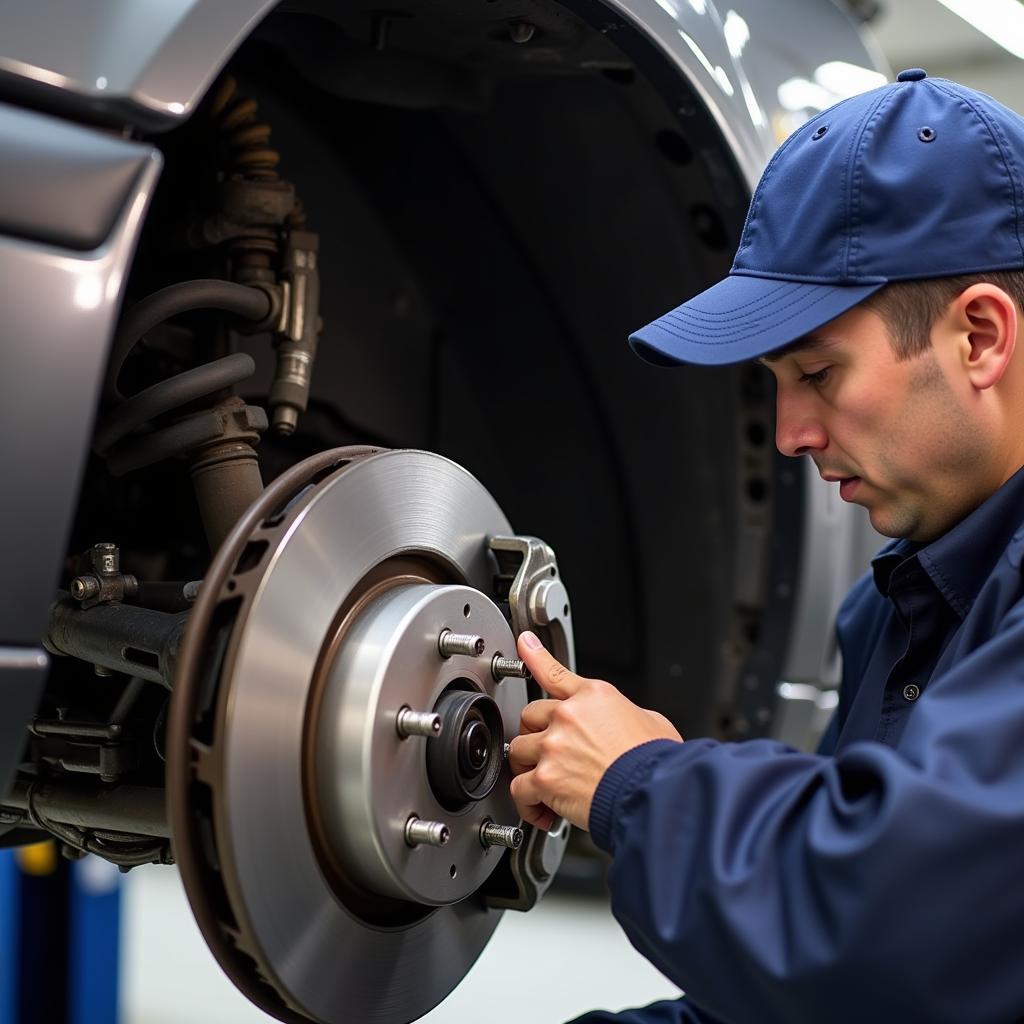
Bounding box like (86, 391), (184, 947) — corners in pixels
(798, 367), (831, 386)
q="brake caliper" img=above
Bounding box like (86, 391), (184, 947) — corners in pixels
(483, 535), (575, 911)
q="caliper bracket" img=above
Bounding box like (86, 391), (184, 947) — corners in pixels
(483, 534), (574, 911)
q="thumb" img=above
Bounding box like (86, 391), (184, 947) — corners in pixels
(517, 631), (581, 699)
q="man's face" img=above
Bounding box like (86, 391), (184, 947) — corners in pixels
(761, 304), (989, 542)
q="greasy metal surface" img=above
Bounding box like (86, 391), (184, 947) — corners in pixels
(0, 102), (149, 250)
(0, 151), (161, 647)
(2, 778), (168, 838)
(0, 0), (276, 129)
(317, 582), (525, 906)
(45, 594), (187, 687)
(0, 647), (48, 798)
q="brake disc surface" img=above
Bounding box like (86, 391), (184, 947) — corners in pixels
(167, 447), (530, 1024)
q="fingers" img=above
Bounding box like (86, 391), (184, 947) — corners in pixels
(506, 731), (541, 774)
(517, 631), (581, 699)
(509, 771), (557, 831)
(521, 698), (559, 733)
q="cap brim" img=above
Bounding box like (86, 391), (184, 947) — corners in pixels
(629, 273), (886, 366)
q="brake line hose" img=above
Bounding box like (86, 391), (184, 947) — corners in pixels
(102, 278), (272, 403)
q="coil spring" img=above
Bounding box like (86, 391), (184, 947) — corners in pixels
(95, 280), (273, 475)
(209, 76), (306, 227)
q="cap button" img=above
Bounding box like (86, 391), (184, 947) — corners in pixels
(897, 68), (928, 82)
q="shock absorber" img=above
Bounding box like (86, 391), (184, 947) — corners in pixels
(206, 75), (321, 436)
(95, 76), (321, 552)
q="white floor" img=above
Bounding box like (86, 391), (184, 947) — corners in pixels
(120, 865), (680, 1024)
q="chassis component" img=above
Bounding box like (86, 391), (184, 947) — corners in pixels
(164, 446), (572, 1023)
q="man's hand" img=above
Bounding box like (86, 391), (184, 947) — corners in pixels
(507, 631), (683, 832)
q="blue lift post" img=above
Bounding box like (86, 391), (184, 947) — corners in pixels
(0, 844), (121, 1024)
(69, 854), (121, 1024)
(0, 849), (21, 1024)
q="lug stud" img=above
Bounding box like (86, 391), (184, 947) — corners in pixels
(396, 707), (442, 739)
(438, 629), (486, 657)
(405, 817), (450, 848)
(492, 655), (532, 681)
(480, 821), (524, 850)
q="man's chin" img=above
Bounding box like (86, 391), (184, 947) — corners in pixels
(869, 503), (939, 542)
(866, 500), (915, 541)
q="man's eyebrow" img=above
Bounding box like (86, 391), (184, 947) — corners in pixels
(756, 334), (839, 365)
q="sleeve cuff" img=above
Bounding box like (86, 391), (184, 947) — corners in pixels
(589, 739), (683, 852)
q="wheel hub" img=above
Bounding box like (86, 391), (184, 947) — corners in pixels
(314, 581), (526, 907)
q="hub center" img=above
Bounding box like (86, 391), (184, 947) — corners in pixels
(461, 721), (490, 774)
(314, 582), (527, 906)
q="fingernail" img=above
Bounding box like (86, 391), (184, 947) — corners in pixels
(521, 630), (542, 650)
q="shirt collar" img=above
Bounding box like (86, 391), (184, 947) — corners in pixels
(870, 463), (1024, 617)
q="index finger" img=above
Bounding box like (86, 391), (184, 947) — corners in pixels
(517, 631), (581, 699)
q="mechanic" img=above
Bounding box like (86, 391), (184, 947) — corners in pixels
(507, 69), (1024, 1024)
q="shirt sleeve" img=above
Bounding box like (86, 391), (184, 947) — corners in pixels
(586, 594), (1024, 1024)
(565, 997), (724, 1024)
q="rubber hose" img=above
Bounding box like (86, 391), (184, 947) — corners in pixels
(104, 279), (272, 401)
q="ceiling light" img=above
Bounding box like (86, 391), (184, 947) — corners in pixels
(935, 0), (1024, 61)
(814, 61), (887, 97)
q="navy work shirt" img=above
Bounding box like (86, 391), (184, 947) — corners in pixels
(571, 464), (1024, 1024)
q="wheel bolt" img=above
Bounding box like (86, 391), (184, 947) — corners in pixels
(492, 655), (532, 681)
(405, 817), (450, 848)
(438, 629), (486, 657)
(396, 707), (442, 739)
(480, 821), (524, 850)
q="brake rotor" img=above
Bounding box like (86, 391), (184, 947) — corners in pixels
(167, 447), (532, 1024)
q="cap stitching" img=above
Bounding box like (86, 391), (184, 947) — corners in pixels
(665, 293), (817, 329)
(666, 282), (802, 320)
(932, 81), (1024, 265)
(844, 88), (897, 279)
(664, 284), (822, 325)
(654, 287), (847, 343)
(671, 281), (793, 318)
(733, 268), (888, 285)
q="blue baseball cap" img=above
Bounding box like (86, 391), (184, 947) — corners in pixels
(630, 69), (1024, 366)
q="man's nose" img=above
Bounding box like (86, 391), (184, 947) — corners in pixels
(775, 393), (828, 457)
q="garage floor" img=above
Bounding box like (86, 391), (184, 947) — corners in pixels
(120, 866), (681, 1024)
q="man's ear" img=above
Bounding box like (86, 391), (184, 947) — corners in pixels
(944, 283), (1018, 391)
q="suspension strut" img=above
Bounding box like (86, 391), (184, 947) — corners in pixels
(94, 76), (320, 553)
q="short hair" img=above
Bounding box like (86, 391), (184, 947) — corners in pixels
(861, 270), (1024, 361)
